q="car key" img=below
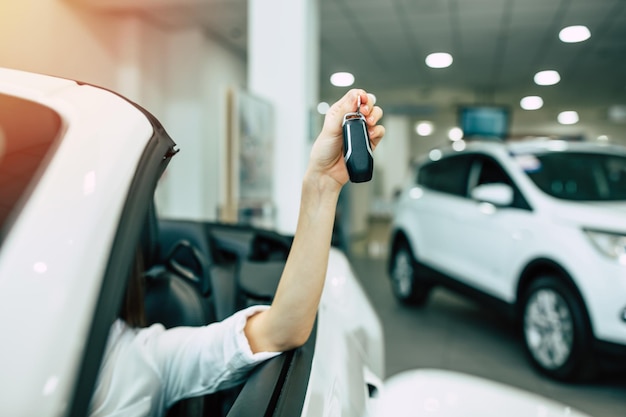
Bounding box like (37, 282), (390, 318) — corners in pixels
(342, 95), (374, 183)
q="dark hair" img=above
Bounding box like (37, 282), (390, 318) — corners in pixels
(119, 246), (147, 328)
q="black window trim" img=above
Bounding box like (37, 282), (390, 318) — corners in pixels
(418, 151), (533, 211)
(469, 153), (533, 211)
(417, 152), (474, 197)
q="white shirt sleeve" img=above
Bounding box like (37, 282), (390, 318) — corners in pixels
(139, 305), (281, 408)
(89, 306), (281, 417)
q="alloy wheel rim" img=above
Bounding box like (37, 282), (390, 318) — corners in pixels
(392, 249), (413, 297)
(524, 288), (574, 369)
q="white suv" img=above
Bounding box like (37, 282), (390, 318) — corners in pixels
(388, 138), (626, 381)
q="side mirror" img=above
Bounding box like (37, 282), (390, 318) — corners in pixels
(369, 369), (590, 417)
(471, 183), (513, 207)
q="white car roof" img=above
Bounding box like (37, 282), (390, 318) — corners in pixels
(505, 138), (626, 156)
(419, 138), (626, 166)
(0, 68), (154, 416)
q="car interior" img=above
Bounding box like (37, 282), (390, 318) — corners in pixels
(139, 200), (315, 417)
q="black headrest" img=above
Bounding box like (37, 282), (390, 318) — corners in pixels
(144, 267), (214, 328)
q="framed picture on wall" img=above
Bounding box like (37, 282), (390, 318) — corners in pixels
(224, 88), (276, 228)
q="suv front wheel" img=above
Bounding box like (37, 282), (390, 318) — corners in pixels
(389, 240), (431, 306)
(521, 275), (595, 381)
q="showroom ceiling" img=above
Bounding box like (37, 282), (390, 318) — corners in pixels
(317, 0), (626, 111)
(79, 0), (626, 115)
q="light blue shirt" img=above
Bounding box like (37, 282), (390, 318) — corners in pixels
(88, 305), (279, 417)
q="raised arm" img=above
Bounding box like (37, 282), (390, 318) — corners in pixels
(244, 89), (385, 353)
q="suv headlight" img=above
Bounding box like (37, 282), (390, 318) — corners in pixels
(584, 229), (626, 264)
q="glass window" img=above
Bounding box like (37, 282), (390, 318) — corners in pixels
(0, 93), (63, 237)
(418, 154), (473, 197)
(474, 156), (531, 210)
(518, 151), (626, 201)
(476, 157), (511, 186)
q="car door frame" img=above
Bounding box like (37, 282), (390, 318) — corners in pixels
(68, 107), (178, 417)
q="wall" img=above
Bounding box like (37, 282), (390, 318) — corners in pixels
(0, 0), (246, 222)
(0, 1), (122, 89)
(152, 28), (246, 221)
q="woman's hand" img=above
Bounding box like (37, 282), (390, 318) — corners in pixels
(307, 89), (385, 190)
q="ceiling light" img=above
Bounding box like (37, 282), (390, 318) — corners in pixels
(448, 127), (463, 141)
(558, 111), (579, 125)
(452, 140), (466, 151)
(428, 149), (442, 161)
(415, 121), (434, 136)
(317, 102), (330, 114)
(330, 72), (354, 87)
(534, 70), (560, 86)
(559, 25), (591, 43)
(520, 96), (544, 110)
(425, 52), (453, 69)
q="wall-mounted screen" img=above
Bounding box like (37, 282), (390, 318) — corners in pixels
(459, 105), (510, 140)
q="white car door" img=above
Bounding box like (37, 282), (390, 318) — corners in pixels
(450, 155), (534, 301)
(412, 154), (474, 273)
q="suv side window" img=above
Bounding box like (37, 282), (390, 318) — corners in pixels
(473, 156), (531, 210)
(476, 156), (512, 186)
(418, 154), (473, 197)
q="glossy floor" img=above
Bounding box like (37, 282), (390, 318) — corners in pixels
(347, 220), (626, 417)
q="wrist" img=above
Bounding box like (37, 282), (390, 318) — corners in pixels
(302, 168), (343, 198)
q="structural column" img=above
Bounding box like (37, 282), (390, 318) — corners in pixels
(248, 0), (319, 234)
(376, 115), (411, 202)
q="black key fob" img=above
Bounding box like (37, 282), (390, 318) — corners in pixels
(342, 98), (373, 183)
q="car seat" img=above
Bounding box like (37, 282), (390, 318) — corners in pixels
(140, 203), (214, 417)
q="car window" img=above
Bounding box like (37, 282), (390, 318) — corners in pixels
(417, 154), (473, 197)
(473, 156), (531, 210)
(476, 157), (510, 185)
(0, 93), (63, 240)
(519, 151), (626, 201)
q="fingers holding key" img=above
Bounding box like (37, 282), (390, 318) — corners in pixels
(362, 96), (385, 151)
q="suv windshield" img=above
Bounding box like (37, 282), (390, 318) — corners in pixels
(0, 93), (63, 239)
(516, 151), (626, 201)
